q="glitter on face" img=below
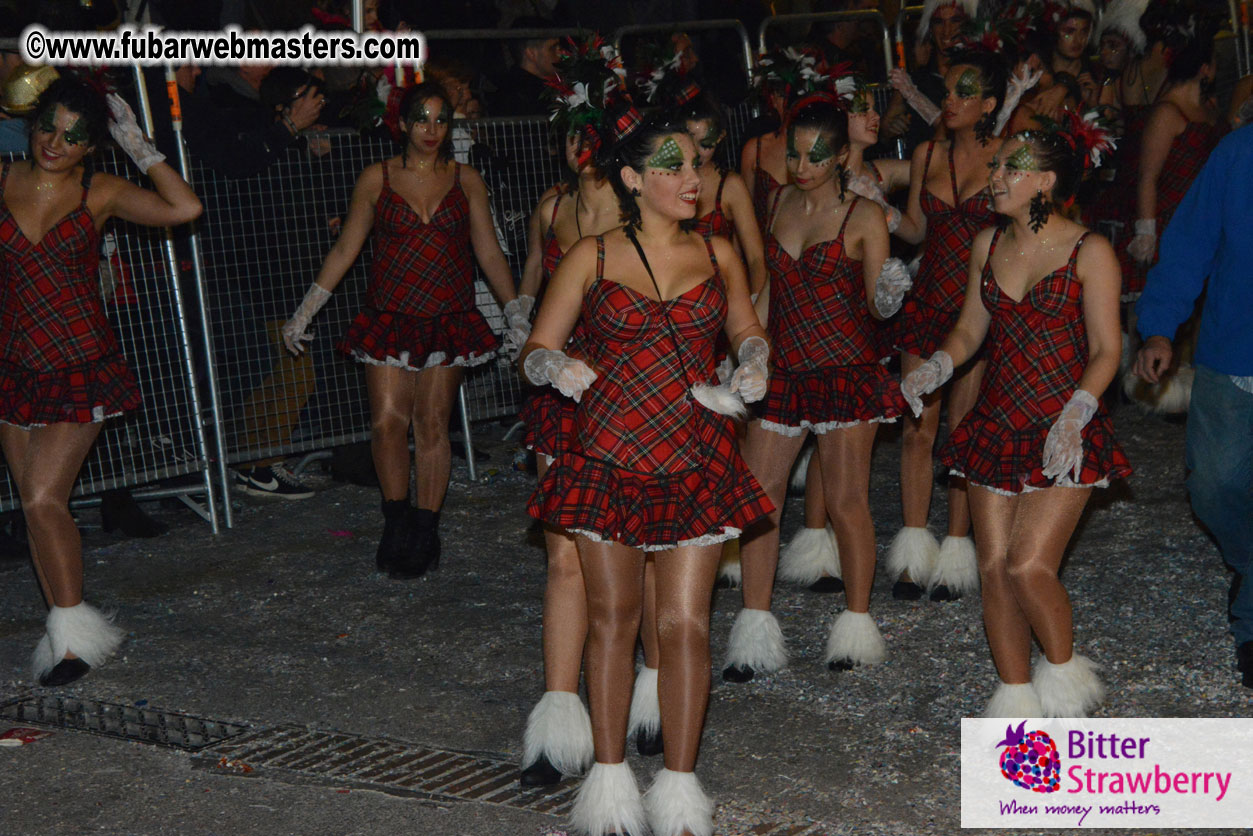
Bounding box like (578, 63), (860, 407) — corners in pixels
(646, 136), (686, 170)
(955, 69), (982, 99)
(415, 100), (452, 125)
(848, 91), (871, 114)
(64, 117), (89, 146)
(1006, 144), (1039, 171)
(35, 107), (89, 147)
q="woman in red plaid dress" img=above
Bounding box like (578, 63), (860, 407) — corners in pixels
(1, 79), (201, 687)
(522, 111), (770, 836)
(892, 50), (1007, 603)
(283, 82), (519, 580)
(724, 95), (905, 682)
(514, 129), (632, 788)
(903, 125), (1129, 718)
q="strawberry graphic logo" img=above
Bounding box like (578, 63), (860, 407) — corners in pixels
(996, 721), (1061, 793)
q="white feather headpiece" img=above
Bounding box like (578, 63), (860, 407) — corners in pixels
(918, 0), (980, 39)
(1096, 0), (1151, 54)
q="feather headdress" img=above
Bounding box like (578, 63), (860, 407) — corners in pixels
(1097, 0), (1151, 55)
(918, 0), (981, 39)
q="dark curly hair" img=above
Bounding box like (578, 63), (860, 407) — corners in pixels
(1012, 130), (1086, 202)
(29, 77), (110, 150)
(397, 80), (454, 164)
(602, 110), (695, 232)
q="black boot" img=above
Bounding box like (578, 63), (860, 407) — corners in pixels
(375, 499), (411, 573)
(390, 508), (440, 579)
(101, 489), (168, 538)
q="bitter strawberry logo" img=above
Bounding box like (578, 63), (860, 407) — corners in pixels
(996, 721), (1061, 793)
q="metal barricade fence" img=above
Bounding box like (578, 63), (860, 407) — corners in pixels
(0, 149), (218, 527)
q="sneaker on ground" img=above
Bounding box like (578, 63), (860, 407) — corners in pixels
(233, 465), (314, 499)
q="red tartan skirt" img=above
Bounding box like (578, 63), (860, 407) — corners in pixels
(519, 386), (576, 460)
(0, 352), (140, 428)
(939, 412), (1131, 494)
(340, 306), (499, 370)
(895, 295), (958, 358)
(528, 422), (773, 551)
(757, 362), (901, 434)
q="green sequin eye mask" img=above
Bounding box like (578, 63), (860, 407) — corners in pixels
(807, 132), (834, 164)
(646, 136), (685, 170)
(699, 126), (720, 150)
(36, 110), (56, 134)
(849, 93), (870, 114)
(955, 69), (982, 99)
(64, 117), (89, 146)
(1006, 145), (1039, 171)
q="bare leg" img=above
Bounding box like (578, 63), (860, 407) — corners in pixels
(1, 423), (103, 610)
(1006, 488), (1091, 664)
(738, 422), (808, 611)
(968, 486), (1033, 684)
(578, 537), (646, 765)
(537, 455), (588, 695)
(815, 423), (879, 613)
(653, 542), (722, 772)
(640, 557), (660, 669)
(366, 365), (417, 502)
(899, 351), (942, 532)
(943, 358), (987, 538)
(410, 365), (464, 511)
(802, 445), (826, 529)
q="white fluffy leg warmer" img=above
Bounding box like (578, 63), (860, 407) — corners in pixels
(627, 666), (661, 741)
(985, 682), (1043, 718)
(716, 539), (741, 587)
(823, 610), (886, 667)
(1034, 654), (1104, 718)
(886, 526), (939, 585)
(777, 526), (841, 585)
(570, 761), (647, 836)
(31, 602), (124, 682)
(929, 535), (980, 595)
(522, 690), (594, 776)
(724, 608), (788, 673)
(644, 768), (714, 836)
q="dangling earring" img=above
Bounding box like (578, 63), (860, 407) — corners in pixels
(1029, 190), (1052, 233)
(975, 112), (996, 145)
(630, 187), (641, 197)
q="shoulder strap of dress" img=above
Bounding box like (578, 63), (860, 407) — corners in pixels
(714, 170), (727, 208)
(1067, 232), (1090, 271)
(381, 160), (390, 189)
(754, 135), (763, 167)
(867, 160), (883, 184)
(80, 166), (92, 203)
(984, 225), (1005, 264)
(766, 187), (786, 232)
(945, 143), (960, 202)
(923, 140), (936, 177)
(453, 162), (462, 185)
(702, 232), (719, 273)
(836, 196), (859, 240)
(0, 161), (9, 194)
(549, 189), (563, 226)
(595, 235), (605, 280)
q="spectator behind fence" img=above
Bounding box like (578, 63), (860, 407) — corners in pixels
(0, 22), (33, 153)
(173, 63), (331, 498)
(883, 0), (975, 154)
(806, 0), (888, 84)
(1133, 124), (1253, 690)
(489, 16), (561, 117)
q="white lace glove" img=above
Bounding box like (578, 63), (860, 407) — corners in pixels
(846, 173), (901, 232)
(900, 350), (953, 417)
(1041, 389), (1098, 482)
(729, 336), (769, 403)
(106, 93), (165, 174)
(890, 67), (940, 126)
(281, 284), (331, 355)
(1127, 219), (1157, 264)
(502, 295), (534, 358)
(872, 257), (912, 318)
(995, 66), (1043, 135)
(523, 348), (597, 401)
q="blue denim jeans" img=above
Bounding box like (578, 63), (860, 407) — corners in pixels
(1186, 364), (1253, 644)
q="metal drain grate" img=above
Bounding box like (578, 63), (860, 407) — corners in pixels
(203, 725), (830, 835)
(0, 693), (249, 752)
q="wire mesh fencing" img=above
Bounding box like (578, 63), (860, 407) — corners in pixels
(0, 150), (216, 524)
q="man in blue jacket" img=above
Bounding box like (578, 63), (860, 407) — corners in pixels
(1134, 124), (1253, 689)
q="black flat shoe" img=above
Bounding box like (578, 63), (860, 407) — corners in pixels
(101, 489), (168, 538)
(39, 657), (91, 687)
(827, 658), (856, 672)
(892, 580), (924, 600)
(389, 509), (441, 579)
(1237, 640), (1253, 673)
(721, 663), (755, 683)
(808, 576), (844, 594)
(635, 728), (663, 757)
(519, 754), (562, 787)
(929, 584), (961, 602)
